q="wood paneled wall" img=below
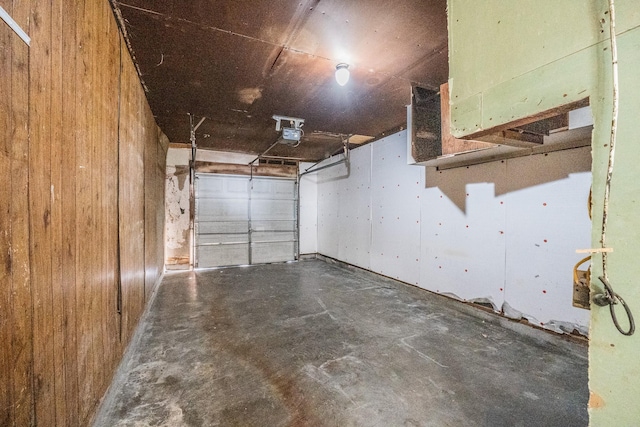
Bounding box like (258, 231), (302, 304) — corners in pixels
(1, 2), (31, 426)
(0, 1), (168, 425)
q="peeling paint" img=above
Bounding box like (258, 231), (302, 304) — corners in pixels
(165, 165), (190, 265)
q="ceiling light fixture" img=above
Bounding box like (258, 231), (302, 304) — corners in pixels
(335, 63), (350, 86)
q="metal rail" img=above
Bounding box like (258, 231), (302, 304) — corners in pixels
(299, 139), (350, 177)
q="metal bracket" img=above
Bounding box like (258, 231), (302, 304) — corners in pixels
(273, 115), (305, 132)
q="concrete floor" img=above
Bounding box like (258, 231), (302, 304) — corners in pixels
(94, 259), (588, 427)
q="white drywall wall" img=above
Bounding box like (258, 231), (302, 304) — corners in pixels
(299, 163), (318, 255)
(502, 151), (591, 334)
(370, 133), (422, 285)
(421, 161), (507, 309)
(304, 130), (592, 334)
(316, 149), (372, 270)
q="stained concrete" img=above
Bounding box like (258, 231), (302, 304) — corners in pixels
(94, 259), (588, 426)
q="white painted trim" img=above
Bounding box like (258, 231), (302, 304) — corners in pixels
(0, 6), (30, 46)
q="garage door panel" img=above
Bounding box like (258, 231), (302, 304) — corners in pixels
(251, 199), (295, 221)
(249, 177), (297, 264)
(196, 198), (248, 222)
(197, 220), (249, 235)
(251, 242), (296, 264)
(197, 233), (249, 245)
(251, 179), (295, 199)
(198, 244), (250, 267)
(196, 174), (250, 268)
(195, 173), (298, 268)
(251, 231), (296, 243)
(251, 220), (296, 232)
(197, 175), (249, 198)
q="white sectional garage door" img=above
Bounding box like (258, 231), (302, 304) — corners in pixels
(195, 173), (298, 268)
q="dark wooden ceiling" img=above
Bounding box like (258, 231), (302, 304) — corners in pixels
(112, 0), (448, 161)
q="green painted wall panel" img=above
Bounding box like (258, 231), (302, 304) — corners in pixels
(448, 0), (606, 102)
(476, 40), (603, 137)
(448, 91), (482, 136)
(448, 1), (640, 424)
(449, 41), (604, 138)
(589, 27), (640, 426)
(448, 0), (640, 137)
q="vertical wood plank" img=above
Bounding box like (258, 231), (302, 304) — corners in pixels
(87, 0), (102, 414)
(0, 1), (15, 423)
(118, 42), (130, 343)
(60, 0), (79, 424)
(101, 0), (121, 388)
(144, 96), (161, 299)
(10, 1), (34, 424)
(29, 0), (56, 423)
(153, 130), (169, 297)
(118, 41), (146, 345)
(50, 0), (68, 423)
(144, 102), (154, 301)
(75, 1), (95, 422)
(92, 0), (106, 402)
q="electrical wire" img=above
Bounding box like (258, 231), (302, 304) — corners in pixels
(595, 0), (635, 336)
(601, 0), (619, 277)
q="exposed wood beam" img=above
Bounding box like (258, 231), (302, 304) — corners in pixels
(441, 82), (495, 155)
(430, 138), (591, 170)
(475, 129), (543, 148)
(195, 161), (298, 178)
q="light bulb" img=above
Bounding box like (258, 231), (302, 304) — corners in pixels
(335, 63), (350, 86)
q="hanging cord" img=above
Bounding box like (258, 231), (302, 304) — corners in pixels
(594, 277), (635, 335)
(594, 0), (634, 335)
